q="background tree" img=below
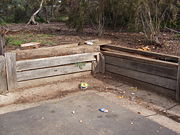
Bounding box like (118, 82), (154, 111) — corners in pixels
(0, 0), (179, 44)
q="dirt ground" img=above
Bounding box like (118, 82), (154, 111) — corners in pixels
(5, 22), (180, 56)
(0, 73), (180, 122)
(0, 73), (180, 134)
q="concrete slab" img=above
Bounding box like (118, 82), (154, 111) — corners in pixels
(0, 93), (179, 135)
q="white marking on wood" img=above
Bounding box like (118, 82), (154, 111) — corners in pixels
(21, 42), (40, 48)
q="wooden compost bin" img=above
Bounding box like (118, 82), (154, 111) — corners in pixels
(101, 45), (180, 102)
(0, 41), (111, 91)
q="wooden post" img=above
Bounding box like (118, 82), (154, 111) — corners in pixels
(0, 56), (7, 92)
(0, 35), (5, 55)
(92, 53), (105, 74)
(99, 53), (105, 73)
(92, 54), (100, 74)
(5, 52), (17, 90)
(176, 58), (180, 102)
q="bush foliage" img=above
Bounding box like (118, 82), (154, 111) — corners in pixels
(0, 0), (179, 35)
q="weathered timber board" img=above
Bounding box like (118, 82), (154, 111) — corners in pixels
(100, 53), (105, 73)
(105, 56), (177, 80)
(18, 71), (91, 89)
(102, 51), (178, 68)
(5, 53), (17, 90)
(106, 64), (176, 90)
(101, 45), (179, 63)
(17, 62), (92, 82)
(176, 59), (180, 102)
(106, 72), (176, 98)
(15, 44), (100, 60)
(0, 56), (7, 92)
(16, 53), (98, 71)
(0, 35), (4, 55)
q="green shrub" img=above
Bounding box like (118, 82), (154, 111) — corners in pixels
(6, 37), (23, 46)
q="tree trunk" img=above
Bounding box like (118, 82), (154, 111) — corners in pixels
(27, 0), (44, 25)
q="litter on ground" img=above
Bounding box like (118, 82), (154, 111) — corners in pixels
(99, 108), (109, 113)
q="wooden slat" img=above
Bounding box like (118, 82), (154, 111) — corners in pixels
(5, 53), (17, 90)
(106, 64), (176, 90)
(105, 56), (177, 79)
(102, 51), (178, 68)
(0, 56), (7, 92)
(16, 53), (98, 71)
(18, 71), (91, 89)
(101, 45), (179, 63)
(176, 59), (180, 102)
(17, 62), (92, 82)
(15, 44), (100, 60)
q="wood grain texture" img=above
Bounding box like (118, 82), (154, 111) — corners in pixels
(18, 71), (91, 89)
(176, 59), (180, 102)
(106, 72), (176, 98)
(91, 61), (98, 74)
(100, 53), (105, 73)
(0, 35), (5, 55)
(15, 44), (100, 60)
(105, 56), (177, 79)
(106, 64), (176, 90)
(101, 45), (179, 63)
(0, 56), (7, 92)
(17, 53), (98, 71)
(17, 62), (92, 81)
(5, 53), (17, 90)
(102, 51), (178, 68)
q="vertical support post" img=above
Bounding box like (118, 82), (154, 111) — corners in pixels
(176, 58), (180, 102)
(99, 53), (105, 73)
(5, 52), (17, 90)
(0, 56), (7, 92)
(0, 35), (5, 55)
(92, 53), (100, 74)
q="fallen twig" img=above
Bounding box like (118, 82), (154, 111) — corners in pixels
(165, 27), (180, 34)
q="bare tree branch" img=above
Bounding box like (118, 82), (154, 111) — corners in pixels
(165, 27), (180, 34)
(27, 0), (44, 25)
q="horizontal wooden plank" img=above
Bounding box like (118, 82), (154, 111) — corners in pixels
(102, 51), (178, 69)
(101, 45), (179, 63)
(17, 62), (92, 82)
(105, 56), (177, 80)
(106, 72), (176, 98)
(106, 64), (176, 90)
(16, 53), (98, 71)
(17, 71), (91, 89)
(21, 42), (40, 48)
(0, 56), (7, 92)
(15, 44), (100, 61)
